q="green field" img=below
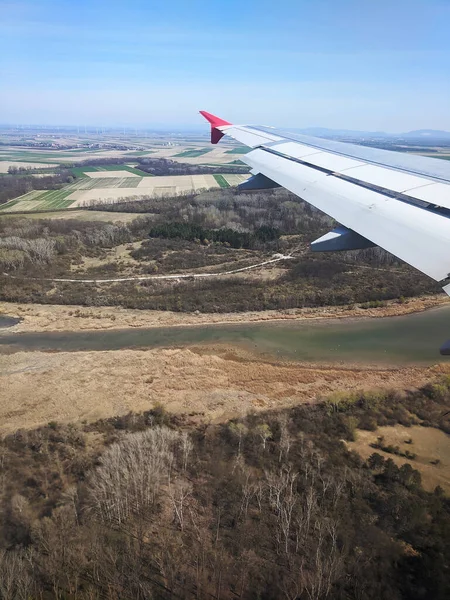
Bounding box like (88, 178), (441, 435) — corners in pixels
(125, 150), (155, 156)
(226, 147), (251, 154)
(174, 148), (211, 158)
(71, 164), (151, 177)
(33, 189), (75, 208)
(213, 174), (230, 188)
(0, 188), (76, 212)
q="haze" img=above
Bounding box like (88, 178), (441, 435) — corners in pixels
(1, 0), (449, 131)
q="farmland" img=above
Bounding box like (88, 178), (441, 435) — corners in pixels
(226, 146), (251, 154)
(174, 148), (211, 158)
(0, 130), (253, 213)
(213, 173), (231, 188)
(0, 163), (249, 212)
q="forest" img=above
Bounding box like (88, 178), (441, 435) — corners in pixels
(135, 156), (249, 175)
(0, 188), (440, 311)
(68, 157), (249, 176)
(0, 379), (449, 599)
(0, 169), (75, 205)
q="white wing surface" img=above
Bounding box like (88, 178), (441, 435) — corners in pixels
(200, 111), (450, 352)
(200, 111), (450, 289)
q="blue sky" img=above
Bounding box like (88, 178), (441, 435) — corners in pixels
(1, 0), (449, 131)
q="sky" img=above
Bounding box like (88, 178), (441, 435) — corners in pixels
(1, 0), (449, 131)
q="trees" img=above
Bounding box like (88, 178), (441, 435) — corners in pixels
(0, 392), (449, 598)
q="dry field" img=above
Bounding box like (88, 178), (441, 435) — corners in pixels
(0, 161), (59, 173)
(348, 425), (450, 492)
(1, 171), (248, 212)
(0, 346), (444, 435)
(10, 210), (153, 222)
(86, 170), (139, 178)
(67, 174), (247, 206)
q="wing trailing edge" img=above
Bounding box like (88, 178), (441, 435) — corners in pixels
(199, 110), (450, 352)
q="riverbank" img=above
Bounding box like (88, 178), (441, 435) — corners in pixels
(1, 294), (447, 334)
(1, 344), (449, 434)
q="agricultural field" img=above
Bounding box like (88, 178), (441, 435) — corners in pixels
(0, 166), (249, 212)
(71, 164), (151, 178)
(213, 174), (230, 188)
(67, 173), (248, 206)
(0, 139), (244, 171)
(226, 146), (251, 154)
(0, 160), (60, 172)
(174, 148), (211, 158)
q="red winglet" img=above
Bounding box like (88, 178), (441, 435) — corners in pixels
(199, 110), (231, 144)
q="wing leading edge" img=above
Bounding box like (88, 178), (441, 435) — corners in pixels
(200, 111), (450, 353)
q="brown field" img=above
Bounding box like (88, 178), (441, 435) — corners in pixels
(67, 174), (242, 205)
(86, 170), (138, 178)
(0, 346), (444, 435)
(348, 425), (450, 492)
(0, 210), (151, 222)
(0, 161), (59, 172)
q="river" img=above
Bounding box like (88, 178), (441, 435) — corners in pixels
(1, 305), (450, 365)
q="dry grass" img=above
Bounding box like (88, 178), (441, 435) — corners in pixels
(1, 210), (151, 222)
(67, 174), (223, 205)
(348, 425), (450, 492)
(0, 346), (444, 435)
(0, 161), (59, 173)
(2, 295), (447, 334)
(86, 170), (139, 178)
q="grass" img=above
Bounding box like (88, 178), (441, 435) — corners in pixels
(174, 148), (211, 158)
(226, 147), (251, 154)
(71, 167), (94, 177)
(98, 165), (151, 176)
(213, 174), (230, 188)
(31, 188), (75, 209)
(118, 178), (142, 188)
(0, 199), (21, 210)
(0, 210), (145, 222)
(348, 424), (450, 493)
(126, 150), (155, 156)
(73, 177), (139, 190)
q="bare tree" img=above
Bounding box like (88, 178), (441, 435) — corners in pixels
(255, 423), (272, 451)
(278, 414), (292, 463)
(167, 479), (192, 530)
(228, 422), (248, 456)
(87, 427), (183, 525)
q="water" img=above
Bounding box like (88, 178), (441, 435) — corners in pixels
(0, 316), (21, 329)
(1, 305), (450, 365)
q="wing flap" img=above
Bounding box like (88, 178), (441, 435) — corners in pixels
(243, 147), (450, 283)
(199, 111), (450, 286)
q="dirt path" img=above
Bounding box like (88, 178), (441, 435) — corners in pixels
(3, 254), (293, 284)
(1, 294), (447, 334)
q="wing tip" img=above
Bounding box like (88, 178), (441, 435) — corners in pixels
(199, 111), (232, 128)
(199, 111), (231, 144)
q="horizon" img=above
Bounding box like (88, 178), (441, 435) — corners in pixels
(1, 0), (449, 131)
(1, 123), (450, 137)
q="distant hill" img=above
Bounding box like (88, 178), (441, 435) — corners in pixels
(296, 127), (388, 139)
(400, 129), (450, 140)
(293, 127), (450, 142)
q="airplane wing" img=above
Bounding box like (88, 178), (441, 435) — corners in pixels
(200, 111), (450, 353)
